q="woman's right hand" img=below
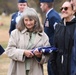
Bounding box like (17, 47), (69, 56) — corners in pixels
(24, 50), (34, 58)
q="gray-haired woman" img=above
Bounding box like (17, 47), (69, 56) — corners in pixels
(6, 7), (50, 75)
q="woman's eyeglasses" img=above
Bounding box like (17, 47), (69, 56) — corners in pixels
(60, 7), (68, 11)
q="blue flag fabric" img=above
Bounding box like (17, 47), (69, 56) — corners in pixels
(0, 45), (5, 55)
(32, 46), (57, 54)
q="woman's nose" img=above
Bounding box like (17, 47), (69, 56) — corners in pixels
(27, 21), (31, 24)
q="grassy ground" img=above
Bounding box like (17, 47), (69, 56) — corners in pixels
(0, 15), (10, 75)
(0, 15), (10, 48)
(0, 54), (10, 75)
(0, 15), (48, 75)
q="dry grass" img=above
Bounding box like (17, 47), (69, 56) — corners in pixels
(0, 15), (10, 48)
(0, 15), (10, 75)
(0, 54), (10, 75)
(0, 15), (48, 75)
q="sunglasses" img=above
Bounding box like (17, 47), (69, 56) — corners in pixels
(60, 7), (68, 11)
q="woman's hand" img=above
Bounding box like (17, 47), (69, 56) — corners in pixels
(24, 50), (34, 58)
(33, 48), (42, 58)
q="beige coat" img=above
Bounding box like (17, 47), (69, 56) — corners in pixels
(6, 29), (50, 75)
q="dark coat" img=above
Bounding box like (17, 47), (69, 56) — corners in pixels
(9, 12), (18, 34)
(52, 18), (76, 75)
(71, 22), (76, 75)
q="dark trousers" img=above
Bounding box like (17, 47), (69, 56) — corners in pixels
(47, 60), (54, 75)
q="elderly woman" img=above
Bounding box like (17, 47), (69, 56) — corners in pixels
(51, 1), (76, 75)
(6, 7), (50, 75)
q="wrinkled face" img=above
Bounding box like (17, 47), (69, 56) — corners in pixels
(18, 3), (28, 12)
(70, 0), (76, 11)
(40, 3), (47, 13)
(60, 2), (74, 19)
(24, 17), (35, 30)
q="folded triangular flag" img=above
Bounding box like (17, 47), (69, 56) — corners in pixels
(32, 46), (57, 54)
(0, 45), (5, 55)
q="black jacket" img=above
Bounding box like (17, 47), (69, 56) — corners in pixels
(51, 17), (76, 75)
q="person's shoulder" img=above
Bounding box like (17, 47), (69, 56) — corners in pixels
(11, 29), (20, 36)
(11, 12), (18, 17)
(55, 21), (63, 29)
(10, 29), (21, 40)
(50, 9), (60, 16)
(48, 9), (60, 17)
(52, 9), (59, 13)
(49, 9), (61, 21)
(42, 31), (49, 38)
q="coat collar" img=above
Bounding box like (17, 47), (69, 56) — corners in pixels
(21, 28), (27, 34)
(21, 28), (43, 36)
(31, 32), (44, 49)
(20, 28), (44, 49)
